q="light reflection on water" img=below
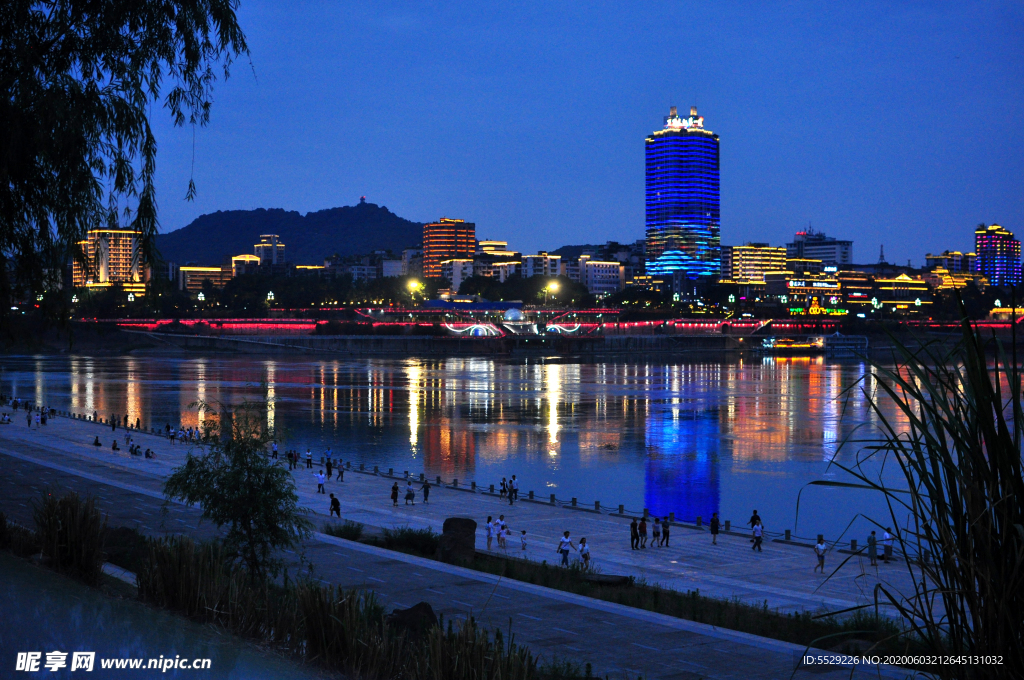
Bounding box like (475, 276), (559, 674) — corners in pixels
(0, 355), (911, 538)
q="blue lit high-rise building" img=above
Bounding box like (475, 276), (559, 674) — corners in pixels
(974, 224), (1021, 287)
(645, 106), (720, 278)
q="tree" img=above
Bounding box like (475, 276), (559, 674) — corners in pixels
(164, 398), (311, 582)
(0, 0), (248, 319)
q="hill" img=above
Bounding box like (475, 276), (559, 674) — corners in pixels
(156, 201), (424, 265)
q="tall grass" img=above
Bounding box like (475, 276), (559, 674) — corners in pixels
(322, 519), (364, 541)
(0, 511), (40, 557)
(830, 315), (1024, 678)
(381, 526), (440, 555)
(33, 491), (106, 584)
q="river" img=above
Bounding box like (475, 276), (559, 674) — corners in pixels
(0, 354), (912, 540)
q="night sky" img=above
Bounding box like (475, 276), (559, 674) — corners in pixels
(150, 1), (1023, 266)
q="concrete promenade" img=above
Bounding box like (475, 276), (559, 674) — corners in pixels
(0, 415), (920, 679)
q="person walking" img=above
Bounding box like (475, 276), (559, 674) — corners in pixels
(630, 518), (640, 550)
(638, 517), (648, 549)
(520, 529), (528, 551)
(271, 441), (278, 459)
(814, 537), (827, 573)
(34, 412), (40, 428)
(882, 528), (894, 563)
(556, 531), (577, 566)
(752, 520), (764, 552)
(329, 493), (341, 518)
(314, 471), (326, 494)
(110, 413), (116, 432)
(421, 479), (430, 504)
(661, 519), (670, 547)
(748, 509), (761, 543)
(326, 459), (333, 480)
(390, 482), (399, 507)
(404, 481), (416, 505)
(485, 516), (495, 550)
(867, 530), (878, 566)
(710, 512), (720, 545)
(651, 517), (662, 547)
(510, 475), (519, 502)
(305, 449), (313, 469)
(579, 537), (591, 568)
(500, 477), (508, 499)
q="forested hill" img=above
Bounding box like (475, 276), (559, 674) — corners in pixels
(156, 201), (424, 265)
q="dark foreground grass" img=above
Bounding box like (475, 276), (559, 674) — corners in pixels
(322, 519), (364, 541)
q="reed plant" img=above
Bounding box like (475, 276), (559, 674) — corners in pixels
(827, 314), (1024, 678)
(32, 490), (106, 584)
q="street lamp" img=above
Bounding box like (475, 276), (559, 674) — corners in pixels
(196, 292), (204, 301)
(267, 291), (275, 302)
(545, 281), (559, 305)
(127, 293), (135, 302)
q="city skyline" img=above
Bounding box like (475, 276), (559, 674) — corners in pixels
(147, 2), (1022, 268)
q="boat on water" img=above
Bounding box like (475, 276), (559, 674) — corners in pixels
(756, 332), (868, 356)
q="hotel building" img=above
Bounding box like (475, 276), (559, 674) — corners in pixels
(72, 229), (148, 295)
(974, 224), (1021, 287)
(645, 106), (720, 279)
(423, 218), (475, 278)
(720, 244), (787, 282)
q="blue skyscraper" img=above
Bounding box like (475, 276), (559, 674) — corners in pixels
(645, 106), (720, 278)
(974, 223), (1021, 287)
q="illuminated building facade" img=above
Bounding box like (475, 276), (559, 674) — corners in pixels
(922, 267), (986, 291)
(873, 273), (932, 312)
(837, 270), (873, 311)
(72, 229), (147, 295)
(764, 271), (844, 315)
(974, 224), (1021, 286)
(645, 106), (720, 279)
(720, 244), (787, 282)
(254, 234), (286, 265)
(179, 265), (231, 292)
(231, 254), (261, 277)
(423, 218), (476, 278)
(578, 256), (625, 296)
(521, 253), (562, 278)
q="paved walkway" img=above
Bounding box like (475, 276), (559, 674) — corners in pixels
(2, 415), (920, 619)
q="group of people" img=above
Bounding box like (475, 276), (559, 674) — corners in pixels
(391, 479), (430, 505)
(498, 475), (519, 505)
(628, 516), (672, 549)
(165, 424), (203, 444)
(484, 514), (523, 550)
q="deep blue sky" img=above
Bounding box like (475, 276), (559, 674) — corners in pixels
(151, 1), (1023, 266)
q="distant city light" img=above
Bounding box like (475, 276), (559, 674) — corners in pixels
(197, 292), (205, 301)
(267, 291), (275, 301)
(127, 293), (135, 302)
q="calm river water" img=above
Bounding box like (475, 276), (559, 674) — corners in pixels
(0, 354), (911, 539)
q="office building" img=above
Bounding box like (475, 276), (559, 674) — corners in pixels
(786, 230), (852, 265)
(254, 234), (286, 265)
(578, 256), (625, 296)
(440, 259), (475, 292)
(925, 250), (975, 274)
(645, 106), (720, 278)
(423, 218), (475, 278)
(974, 224), (1021, 287)
(720, 244), (787, 282)
(72, 229), (148, 295)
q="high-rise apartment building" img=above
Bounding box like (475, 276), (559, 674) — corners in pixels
(72, 229), (147, 295)
(974, 224), (1021, 286)
(645, 106), (720, 278)
(721, 243), (787, 282)
(785, 230), (852, 265)
(423, 218), (475, 278)
(521, 253), (562, 279)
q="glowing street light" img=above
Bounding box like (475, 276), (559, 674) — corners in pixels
(544, 280), (559, 304)
(197, 292), (205, 301)
(127, 293), (135, 302)
(267, 291), (275, 301)
(407, 279), (422, 292)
